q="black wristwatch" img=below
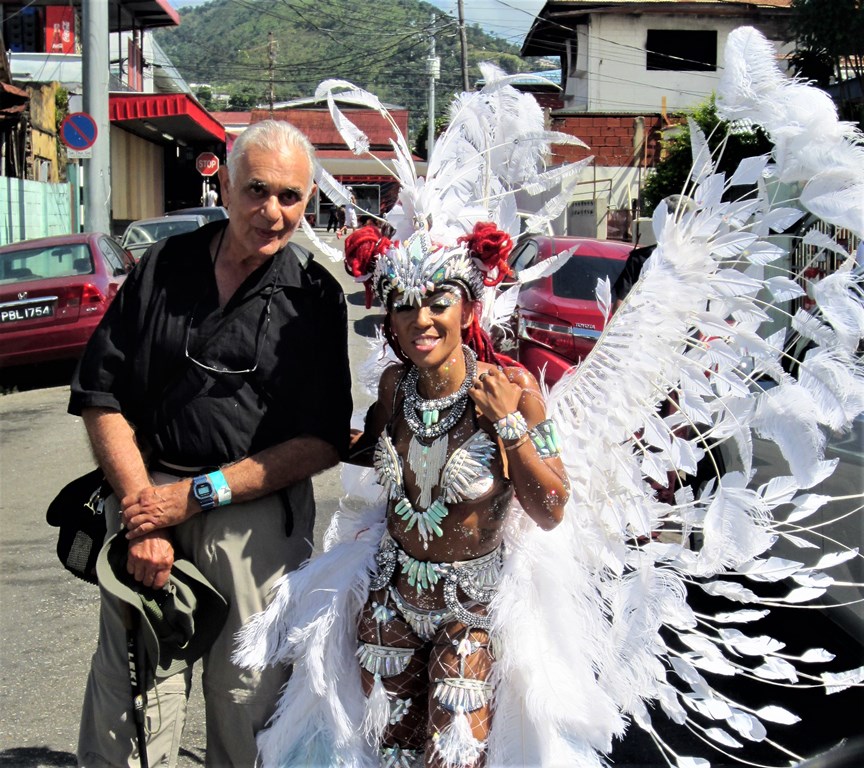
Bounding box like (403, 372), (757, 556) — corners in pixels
(191, 471), (232, 512)
(192, 475), (217, 511)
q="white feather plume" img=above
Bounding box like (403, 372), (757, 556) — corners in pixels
(237, 29), (864, 768)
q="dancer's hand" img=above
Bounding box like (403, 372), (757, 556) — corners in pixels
(470, 366), (523, 422)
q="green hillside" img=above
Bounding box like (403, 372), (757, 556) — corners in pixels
(155, 0), (539, 124)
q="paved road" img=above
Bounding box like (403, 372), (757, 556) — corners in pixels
(0, 231), (861, 767)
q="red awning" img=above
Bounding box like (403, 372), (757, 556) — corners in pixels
(110, 93), (225, 144)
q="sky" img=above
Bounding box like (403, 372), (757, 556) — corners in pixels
(426, 0), (545, 45)
(172, 1), (546, 46)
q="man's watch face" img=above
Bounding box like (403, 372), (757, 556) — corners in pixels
(194, 479), (214, 499)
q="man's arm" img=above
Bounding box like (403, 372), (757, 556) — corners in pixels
(83, 407), (175, 588)
(120, 435), (339, 539)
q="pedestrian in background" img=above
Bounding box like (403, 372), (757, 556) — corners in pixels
(338, 192), (359, 238)
(326, 205), (339, 232)
(204, 183), (219, 207)
(70, 120), (353, 767)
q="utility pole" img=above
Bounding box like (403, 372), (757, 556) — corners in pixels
(426, 16), (440, 158)
(268, 32), (276, 117)
(457, 0), (469, 92)
(82, 0), (110, 234)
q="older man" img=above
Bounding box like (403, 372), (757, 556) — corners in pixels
(71, 121), (352, 767)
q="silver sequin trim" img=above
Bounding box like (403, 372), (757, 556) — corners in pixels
(357, 643), (414, 678)
(433, 677), (494, 713)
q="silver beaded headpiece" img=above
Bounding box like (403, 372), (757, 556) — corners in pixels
(373, 230), (485, 307)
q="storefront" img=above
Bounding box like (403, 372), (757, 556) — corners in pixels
(109, 92), (225, 231)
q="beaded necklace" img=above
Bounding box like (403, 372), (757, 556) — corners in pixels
(402, 346), (477, 439)
(400, 346), (477, 512)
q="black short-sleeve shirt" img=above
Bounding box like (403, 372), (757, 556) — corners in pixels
(69, 221), (352, 467)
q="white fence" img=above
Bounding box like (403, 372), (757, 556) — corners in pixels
(0, 177), (72, 246)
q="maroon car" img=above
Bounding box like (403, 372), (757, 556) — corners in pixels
(506, 235), (632, 386)
(0, 232), (135, 368)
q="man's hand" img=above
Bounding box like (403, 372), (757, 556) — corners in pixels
(122, 480), (195, 539)
(127, 531), (175, 589)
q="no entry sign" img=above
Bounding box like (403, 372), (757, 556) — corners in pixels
(60, 112), (97, 151)
(196, 152), (220, 177)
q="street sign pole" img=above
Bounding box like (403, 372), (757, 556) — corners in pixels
(82, 1), (110, 235)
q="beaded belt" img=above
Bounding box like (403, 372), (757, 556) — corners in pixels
(369, 533), (503, 634)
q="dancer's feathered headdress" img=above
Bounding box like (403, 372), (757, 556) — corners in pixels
(301, 63), (589, 315)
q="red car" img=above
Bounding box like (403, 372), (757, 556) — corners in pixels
(505, 235), (633, 386)
(0, 232), (135, 368)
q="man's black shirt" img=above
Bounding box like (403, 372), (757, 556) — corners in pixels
(70, 221), (352, 467)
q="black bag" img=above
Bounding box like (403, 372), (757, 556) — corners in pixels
(46, 468), (113, 585)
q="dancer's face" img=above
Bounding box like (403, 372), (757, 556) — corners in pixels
(389, 286), (473, 371)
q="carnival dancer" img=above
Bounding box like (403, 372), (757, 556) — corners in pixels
(346, 222), (569, 765)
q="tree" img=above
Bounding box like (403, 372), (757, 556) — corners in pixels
(413, 115), (450, 160)
(640, 96), (772, 217)
(195, 86), (214, 110)
(227, 87), (261, 111)
(789, 0), (864, 123)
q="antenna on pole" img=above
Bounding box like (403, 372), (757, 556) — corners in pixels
(268, 31), (276, 117)
(426, 15), (440, 158)
(457, 0), (469, 92)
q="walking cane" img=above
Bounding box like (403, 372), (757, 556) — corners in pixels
(122, 603), (150, 768)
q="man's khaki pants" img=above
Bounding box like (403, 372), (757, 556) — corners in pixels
(77, 473), (315, 767)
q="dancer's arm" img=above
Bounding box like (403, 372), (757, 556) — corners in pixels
(470, 366), (569, 530)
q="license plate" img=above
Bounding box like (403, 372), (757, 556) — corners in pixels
(0, 300), (54, 323)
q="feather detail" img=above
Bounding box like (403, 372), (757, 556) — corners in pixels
(299, 216), (344, 262)
(596, 276), (612, 324)
(516, 246), (574, 284)
(361, 674), (389, 748)
(314, 163), (352, 207)
(433, 711), (486, 768)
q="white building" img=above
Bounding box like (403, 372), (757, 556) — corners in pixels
(521, 0), (794, 237)
(524, 0), (793, 114)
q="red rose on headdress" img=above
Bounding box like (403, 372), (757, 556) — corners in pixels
(458, 222), (513, 287)
(345, 225), (391, 308)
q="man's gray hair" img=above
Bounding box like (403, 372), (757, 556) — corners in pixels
(227, 120), (316, 191)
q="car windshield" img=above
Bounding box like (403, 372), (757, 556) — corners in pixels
(552, 255), (627, 300)
(0, 243), (93, 283)
(124, 219), (201, 245)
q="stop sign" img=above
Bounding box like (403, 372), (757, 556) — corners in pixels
(196, 152), (220, 177)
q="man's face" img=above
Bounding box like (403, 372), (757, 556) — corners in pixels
(219, 144), (314, 259)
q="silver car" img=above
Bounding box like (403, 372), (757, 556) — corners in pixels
(120, 214), (207, 260)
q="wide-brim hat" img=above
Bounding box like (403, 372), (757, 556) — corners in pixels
(97, 532), (229, 679)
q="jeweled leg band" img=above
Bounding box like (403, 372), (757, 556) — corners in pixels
(358, 643), (415, 678)
(433, 677), (494, 713)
